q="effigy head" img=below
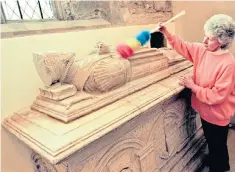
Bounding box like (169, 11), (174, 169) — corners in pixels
(33, 52), (75, 86)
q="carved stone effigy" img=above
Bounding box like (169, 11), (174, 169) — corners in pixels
(2, 44), (206, 172)
(30, 44), (192, 123)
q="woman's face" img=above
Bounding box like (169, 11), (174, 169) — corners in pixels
(203, 32), (222, 52)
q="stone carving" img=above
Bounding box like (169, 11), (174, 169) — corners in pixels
(32, 44), (193, 122)
(2, 9), (208, 171)
(159, 98), (197, 160)
(31, 152), (58, 172)
(96, 139), (143, 172)
(73, 156), (97, 172)
(51, 97), (201, 172)
(31, 153), (72, 172)
(89, 42), (112, 55)
(26, 98), (202, 172)
(33, 45), (168, 93)
(161, 100), (187, 159)
(3, 34), (207, 172)
(3, 56), (206, 172)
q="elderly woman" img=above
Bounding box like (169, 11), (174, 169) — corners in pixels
(159, 14), (235, 172)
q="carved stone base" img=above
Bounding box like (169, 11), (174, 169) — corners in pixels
(30, 97), (206, 172)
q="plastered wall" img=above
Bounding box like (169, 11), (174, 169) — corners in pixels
(173, 1), (235, 55)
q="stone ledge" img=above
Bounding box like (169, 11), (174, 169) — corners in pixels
(1, 19), (112, 38)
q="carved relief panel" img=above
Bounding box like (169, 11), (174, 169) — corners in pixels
(30, 96), (203, 172)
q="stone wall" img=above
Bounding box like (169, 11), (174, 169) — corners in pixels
(52, 1), (172, 25)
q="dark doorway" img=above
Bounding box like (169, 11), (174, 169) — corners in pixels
(150, 32), (165, 48)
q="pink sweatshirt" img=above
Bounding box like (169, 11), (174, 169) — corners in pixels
(164, 33), (235, 126)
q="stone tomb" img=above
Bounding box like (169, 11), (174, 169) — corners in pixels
(2, 45), (206, 172)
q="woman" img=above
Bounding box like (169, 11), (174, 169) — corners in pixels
(159, 14), (235, 172)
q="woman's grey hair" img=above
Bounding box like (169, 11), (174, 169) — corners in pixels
(204, 14), (235, 49)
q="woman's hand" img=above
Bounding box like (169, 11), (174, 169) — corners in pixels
(158, 22), (168, 34)
(179, 76), (195, 89)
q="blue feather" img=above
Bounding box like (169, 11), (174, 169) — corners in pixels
(136, 30), (151, 45)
